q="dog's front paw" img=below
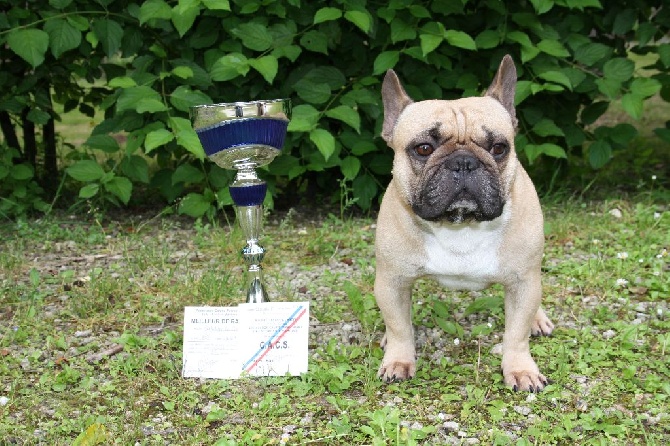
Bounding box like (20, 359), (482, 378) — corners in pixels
(502, 352), (548, 392)
(503, 369), (549, 392)
(531, 307), (555, 336)
(378, 360), (416, 382)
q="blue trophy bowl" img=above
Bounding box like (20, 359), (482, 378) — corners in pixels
(190, 99), (291, 207)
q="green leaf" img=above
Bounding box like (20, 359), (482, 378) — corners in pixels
(170, 117), (205, 160)
(340, 156), (361, 180)
(390, 18), (416, 43)
(529, 0), (554, 14)
(373, 51), (399, 75)
(104, 176), (132, 205)
(532, 119), (565, 137)
(287, 104), (320, 132)
(475, 30), (499, 49)
(588, 140), (612, 168)
(202, 0), (230, 10)
(170, 85), (212, 112)
(117, 86), (164, 113)
(537, 39), (569, 57)
(565, 0), (602, 9)
(444, 30), (476, 50)
(7, 29), (49, 67)
(603, 58), (635, 82)
(78, 183), (100, 199)
(250, 55), (279, 84)
(232, 23), (273, 51)
(310, 128), (336, 161)
(108, 76), (137, 88)
(344, 10), (371, 33)
(85, 135), (120, 153)
(653, 128), (670, 143)
(50, 0), (74, 8)
(538, 71), (572, 90)
(172, 163), (204, 184)
(27, 109), (51, 125)
(657, 44), (670, 68)
(172, 0), (200, 37)
(325, 105), (361, 133)
(303, 67), (346, 89)
(273, 44), (302, 62)
(10, 164), (33, 181)
(609, 123), (637, 146)
(352, 174), (378, 210)
(44, 18), (81, 58)
(524, 143), (567, 164)
(300, 30), (328, 54)
(420, 33), (443, 56)
(67, 160), (105, 182)
(179, 192), (213, 217)
(294, 79), (331, 104)
(139, 0), (172, 24)
(580, 101), (609, 125)
(612, 9), (636, 35)
(314, 7), (342, 24)
(121, 155), (150, 184)
(92, 19), (123, 57)
(630, 78), (661, 98)
(136, 98), (167, 113)
(465, 296), (503, 316)
(210, 53), (249, 81)
(172, 66), (194, 79)
(621, 93), (643, 120)
(72, 423), (107, 446)
(573, 42), (611, 65)
(506, 30), (533, 47)
(145, 129), (174, 153)
(595, 78), (621, 98)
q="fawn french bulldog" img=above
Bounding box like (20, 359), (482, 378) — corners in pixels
(375, 55), (554, 391)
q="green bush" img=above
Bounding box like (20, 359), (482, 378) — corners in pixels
(0, 0), (668, 217)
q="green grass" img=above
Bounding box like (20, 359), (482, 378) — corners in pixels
(1, 191), (668, 445)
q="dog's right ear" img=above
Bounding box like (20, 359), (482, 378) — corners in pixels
(382, 69), (413, 144)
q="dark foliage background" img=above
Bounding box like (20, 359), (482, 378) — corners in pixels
(1, 0), (668, 218)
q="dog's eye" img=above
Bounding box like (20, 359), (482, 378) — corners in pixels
(414, 144), (434, 157)
(490, 143), (508, 159)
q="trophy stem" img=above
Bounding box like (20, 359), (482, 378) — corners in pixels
(230, 165), (270, 304)
(235, 204), (269, 303)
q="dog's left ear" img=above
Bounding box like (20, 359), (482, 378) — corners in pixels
(486, 55), (518, 127)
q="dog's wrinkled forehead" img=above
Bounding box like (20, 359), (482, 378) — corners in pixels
(392, 96), (514, 149)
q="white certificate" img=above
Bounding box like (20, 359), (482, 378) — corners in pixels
(181, 306), (242, 379)
(238, 302), (310, 377)
(182, 302), (309, 379)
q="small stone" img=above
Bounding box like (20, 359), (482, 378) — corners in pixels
(609, 208), (623, 218)
(74, 330), (92, 337)
(443, 421), (459, 431)
(490, 343), (503, 355)
(602, 329), (616, 339)
(514, 405), (531, 416)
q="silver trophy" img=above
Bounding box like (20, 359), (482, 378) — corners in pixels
(190, 99), (291, 303)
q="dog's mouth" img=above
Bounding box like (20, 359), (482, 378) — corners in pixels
(412, 173), (504, 223)
(444, 197), (479, 224)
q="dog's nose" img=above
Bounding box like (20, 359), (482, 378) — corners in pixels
(445, 153), (481, 172)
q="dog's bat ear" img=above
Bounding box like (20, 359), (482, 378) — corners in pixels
(382, 69), (413, 143)
(486, 55), (518, 127)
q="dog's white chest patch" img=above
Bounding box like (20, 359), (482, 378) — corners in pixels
(422, 208), (509, 290)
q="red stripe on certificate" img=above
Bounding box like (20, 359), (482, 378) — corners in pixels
(245, 307), (307, 374)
